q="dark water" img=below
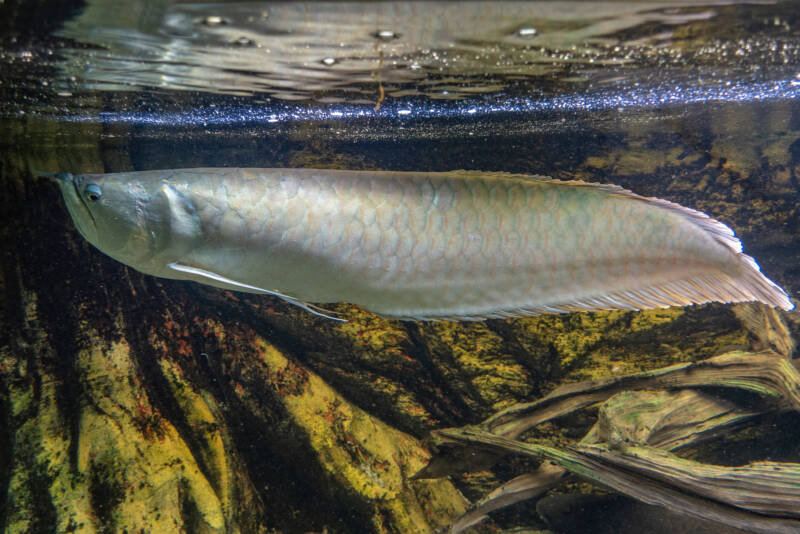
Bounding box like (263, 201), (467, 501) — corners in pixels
(1, 1), (800, 533)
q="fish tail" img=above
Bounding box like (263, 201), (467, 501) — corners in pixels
(727, 252), (794, 311)
(692, 213), (794, 311)
(636, 191), (793, 311)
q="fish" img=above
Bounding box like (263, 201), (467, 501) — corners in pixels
(41, 168), (793, 321)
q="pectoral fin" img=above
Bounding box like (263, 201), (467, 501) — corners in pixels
(167, 262), (346, 322)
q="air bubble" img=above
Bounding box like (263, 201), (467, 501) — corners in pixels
(373, 30), (399, 41)
(200, 15), (229, 26)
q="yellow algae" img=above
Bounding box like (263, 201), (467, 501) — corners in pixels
(286, 135), (378, 171)
(629, 307), (684, 330)
(0, 292), (94, 533)
(576, 307), (747, 382)
(367, 375), (438, 428)
(322, 310), (441, 429)
(710, 104), (797, 174)
(4, 373), (94, 533)
(2, 306), (229, 534)
(158, 358), (235, 517)
(613, 148), (680, 176)
(512, 311), (629, 370)
(584, 156), (610, 170)
(247, 333), (468, 533)
(335, 307), (414, 365)
(421, 321), (531, 411)
(74, 338), (227, 533)
(506, 306), (750, 386)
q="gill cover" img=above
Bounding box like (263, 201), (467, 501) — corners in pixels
(147, 183), (203, 258)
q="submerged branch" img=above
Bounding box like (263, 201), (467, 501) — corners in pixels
(438, 427), (800, 534)
(445, 463), (565, 534)
(420, 309), (800, 533)
(485, 350), (800, 437)
(417, 350), (800, 479)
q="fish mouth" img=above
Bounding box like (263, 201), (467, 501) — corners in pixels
(39, 171), (98, 239)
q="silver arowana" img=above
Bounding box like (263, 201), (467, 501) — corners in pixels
(45, 168), (793, 320)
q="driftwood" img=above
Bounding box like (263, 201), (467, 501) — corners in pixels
(584, 388), (761, 450)
(484, 350), (800, 437)
(437, 387), (765, 534)
(417, 306), (800, 533)
(438, 428), (800, 534)
(445, 463), (565, 534)
(416, 349), (799, 480)
(733, 303), (796, 359)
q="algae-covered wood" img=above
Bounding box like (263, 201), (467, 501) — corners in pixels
(425, 344), (800, 533)
(437, 426), (800, 534)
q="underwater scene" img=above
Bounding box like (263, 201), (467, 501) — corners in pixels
(2, 0), (800, 532)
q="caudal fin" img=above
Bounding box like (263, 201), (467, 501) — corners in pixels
(726, 253), (794, 311)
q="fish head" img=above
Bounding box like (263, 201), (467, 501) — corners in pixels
(46, 170), (201, 272)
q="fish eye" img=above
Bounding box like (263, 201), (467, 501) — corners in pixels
(84, 183), (102, 202)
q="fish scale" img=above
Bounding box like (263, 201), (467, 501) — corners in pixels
(46, 167), (793, 320)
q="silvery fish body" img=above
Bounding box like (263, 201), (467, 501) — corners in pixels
(50, 168), (793, 319)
